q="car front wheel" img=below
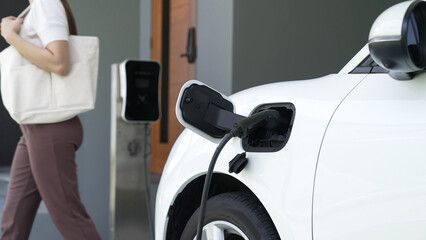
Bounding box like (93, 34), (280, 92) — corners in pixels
(181, 191), (280, 240)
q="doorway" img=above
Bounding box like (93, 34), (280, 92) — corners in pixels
(0, 0), (27, 166)
(151, 0), (197, 174)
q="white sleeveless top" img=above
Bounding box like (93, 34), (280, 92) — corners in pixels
(21, 0), (69, 48)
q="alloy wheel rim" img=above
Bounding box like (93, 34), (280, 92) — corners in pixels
(194, 220), (249, 240)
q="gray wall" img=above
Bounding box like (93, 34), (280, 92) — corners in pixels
(197, 0), (234, 95)
(29, 1), (143, 239)
(140, 0), (152, 59)
(231, 0), (401, 92)
(71, 0), (143, 239)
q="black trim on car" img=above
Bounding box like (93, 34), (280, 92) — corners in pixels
(350, 55), (389, 74)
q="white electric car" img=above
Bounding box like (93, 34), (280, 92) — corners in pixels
(155, 1), (426, 239)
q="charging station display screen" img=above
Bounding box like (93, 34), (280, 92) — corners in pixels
(124, 61), (160, 122)
(135, 79), (150, 88)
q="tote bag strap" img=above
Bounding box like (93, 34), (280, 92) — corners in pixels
(17, 5), (31, 19)
(0, 5), (31, 67)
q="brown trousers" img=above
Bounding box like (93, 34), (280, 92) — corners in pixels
(0, 117), (101, 240)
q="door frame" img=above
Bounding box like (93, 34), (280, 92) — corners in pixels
(150, 0), (197, 174)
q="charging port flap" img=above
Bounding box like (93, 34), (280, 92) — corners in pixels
(176, 81), (296, 150)
(176, 80), (238, 143)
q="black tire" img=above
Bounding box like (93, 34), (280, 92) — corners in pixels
(180, 192), (280, 240)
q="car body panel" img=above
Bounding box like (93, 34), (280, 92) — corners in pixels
(314, 72), (426, 239)
(155, 73), (367, 240)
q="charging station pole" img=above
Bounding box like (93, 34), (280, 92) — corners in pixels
(109, 64), (151, 240)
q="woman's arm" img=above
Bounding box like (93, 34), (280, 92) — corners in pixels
(1, 17), (70, 76)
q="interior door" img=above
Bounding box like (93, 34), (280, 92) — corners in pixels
(0, 0), (28, 166)
(151, 0), (197, 174)
(313, 73), (426, 239)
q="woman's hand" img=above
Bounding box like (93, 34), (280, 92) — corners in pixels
(1, 17), (70, 76)
(1, 16), (70, 76)
(0, 17), (24, 44)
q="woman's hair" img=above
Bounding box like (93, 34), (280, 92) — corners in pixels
(60, 0), (77, 35)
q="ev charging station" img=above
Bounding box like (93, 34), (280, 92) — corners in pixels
(110, 60), (160, 240)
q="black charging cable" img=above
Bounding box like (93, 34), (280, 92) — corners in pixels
(195, 128), (241, 240)
(195, 109), (280, 240)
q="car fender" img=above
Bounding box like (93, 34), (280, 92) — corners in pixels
(155, 73), (367, 240)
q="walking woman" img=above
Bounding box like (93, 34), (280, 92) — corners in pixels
(0, 0), (101, 239)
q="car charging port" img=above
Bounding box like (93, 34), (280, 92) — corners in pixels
(195, 106), (288, 240)
(242, 103), (295, 152)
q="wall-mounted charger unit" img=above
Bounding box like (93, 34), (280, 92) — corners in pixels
(119, 60), (161, 123)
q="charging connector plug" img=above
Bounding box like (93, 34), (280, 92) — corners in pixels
(195, 109), (281, 240)
(233, 109), (280, 138)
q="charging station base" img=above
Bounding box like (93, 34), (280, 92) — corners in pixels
(110, 64), (151, 240)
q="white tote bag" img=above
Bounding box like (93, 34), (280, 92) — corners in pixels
(0, 6), (99, 124)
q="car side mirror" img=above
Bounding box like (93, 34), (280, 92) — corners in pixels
(176, 80), (244, 143)
(369, 0), (426, 80)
